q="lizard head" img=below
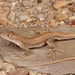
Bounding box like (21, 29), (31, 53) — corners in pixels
(0, 30), (22, 46)
(0, 30), (16, 40)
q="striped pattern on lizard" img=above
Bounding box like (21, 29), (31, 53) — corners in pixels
(0, 30), (75, 59)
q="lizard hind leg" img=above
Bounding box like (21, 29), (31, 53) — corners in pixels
(46, 39), (64, 60)
(47, 48), (64, 60)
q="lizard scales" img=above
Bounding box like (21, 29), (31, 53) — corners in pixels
(0, 30), (75, 59)
(0, 31), (75, 48)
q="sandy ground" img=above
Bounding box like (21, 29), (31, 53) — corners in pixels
(0, 26), (75, 75)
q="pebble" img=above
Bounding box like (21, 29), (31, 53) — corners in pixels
(69, 16), (75, 20)
(28, 70), (50, 75)
(46, 11), (54, 22)
(37, 14), (45, 21)
(37, 73), (41, 75)
(6, 0), (17, 2)
(42, 0), (50, 4)
(2, 63), (15, 72)
(59, 21), (65, 25)
(19, 14), (28, 21)
(29, 70), (36, 75)
(0, 71), (6, 75)
(55, 9), (71, 21)
(51, 0), (56, 3)
(42, 73), (50, 75)
(9, 11), (15, 21)
(69, 2), (75, 12)
(0, 56), (3, 69)
(11, 1), (18, 10)
(8, 67), (28, 75)
(41, 7), (49, 12)
(53, 1), (70, 9)
(22, 1), (33, 7)
(30, 0), (38, 6)
(30, 0), (36, 3)
(73, 13), (75, 16)
(50, 19), (58, 27)
(36, 3), (44, 11)
(43, 12), (48, 18)
(18, 0), (23, 3)
(71, 20), (75, 25)
(44, 2), (52, 7)
(26, 17), (32, 22)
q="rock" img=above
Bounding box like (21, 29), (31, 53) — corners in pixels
(29, 70), (36, 75)
(0, 17), (8, 26)
(32, 0), (37, 6)
(41, 7), (49, 12)
(19, 14), (28, 21)
(0, 56), (3, 69)
(30, 0), (37, 3)
(2, 63), (15, 72)
(6, 0), (17, 2)
(37, 14), (45, 21)
(43, 12), (48, 18)
(11, 1), (18, 10)
(0, 71), (6, 75)
(42, 0), (50, 4)
(59, 21), (65, 26)
(18, 0), (23, 3)
(46, 11), (54, 22)
(44, 2), (52, 7)
(33, 9), (38, 16)
(53, 1), (70, 9)
(42, 0), (52, 7)
(55, 13), (68, 21)
(9, 11), (15, 21)
(29, 69), (50, 75)
(42, 73), (50, 75)
(22, 1), (33, 7)
(55, 9), (71, 21)
(26, 7), (36, 14)
(36, 3), (44, 11)
(37, 73), (41, 75)
(69, 2), (75, 12)
(26, 17), (32, 22)
(51, 0), (56, 3)
(73, 13), (75, 16)
(71, 20), (75, 25)
(8, 67), (28, 75)
(50, 19), (58, 27)
(69, 16), (75, 20)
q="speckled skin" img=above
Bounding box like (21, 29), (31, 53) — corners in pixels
(0, 30), (75, 51)
(1, 30), (75, 59)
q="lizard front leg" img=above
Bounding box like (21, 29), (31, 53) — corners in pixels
(6, 41), (17, 47)
(46, 38), (64, 60)
(14, 44), (30, 58)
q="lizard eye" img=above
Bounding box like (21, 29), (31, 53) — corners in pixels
(7, 35), (9, 36)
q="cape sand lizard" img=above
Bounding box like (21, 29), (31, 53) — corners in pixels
(0, 30), (75, 59)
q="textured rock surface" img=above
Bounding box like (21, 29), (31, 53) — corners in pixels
(0, 27), (75, 75)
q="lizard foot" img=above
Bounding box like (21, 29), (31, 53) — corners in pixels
(47, 48), (65, 60)
(14, 52), (28, 58)
(6, 42), (16, 47)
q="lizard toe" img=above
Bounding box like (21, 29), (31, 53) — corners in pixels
(47, 48), (65, 60)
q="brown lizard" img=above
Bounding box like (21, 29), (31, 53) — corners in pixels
(0, 30), (75, 59)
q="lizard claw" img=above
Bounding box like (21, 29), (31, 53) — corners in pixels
(6, 41), (16, 47)
(47, 48), (65, 60)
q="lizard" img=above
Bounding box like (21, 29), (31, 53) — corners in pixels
(0, 30), (75, 59)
